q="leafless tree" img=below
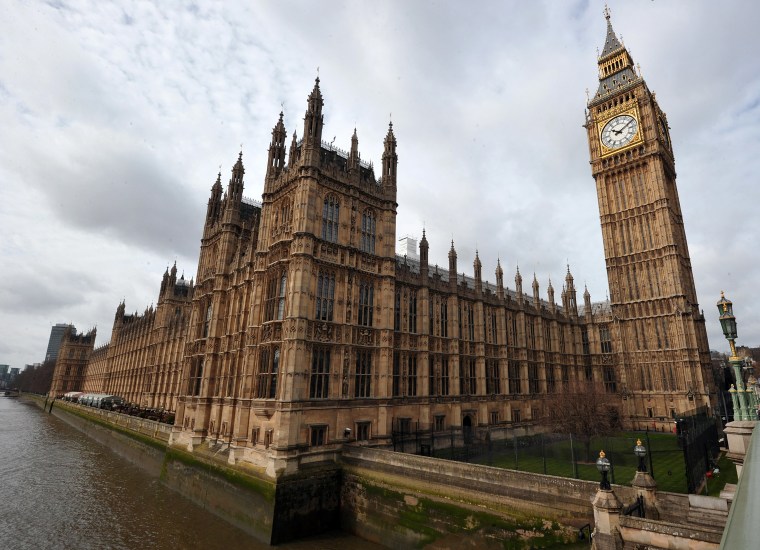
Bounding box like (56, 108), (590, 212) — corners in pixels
(546, 379), (622, 462)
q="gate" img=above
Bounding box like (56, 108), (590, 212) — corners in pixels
(675, 409), (720, 494)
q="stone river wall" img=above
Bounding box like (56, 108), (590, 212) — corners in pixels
(30, 395), (716, 548)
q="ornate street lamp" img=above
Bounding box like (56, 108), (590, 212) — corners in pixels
(634, 439), (647, 472)
(717, 292), (751, 421)
(596, 450), (611, 490)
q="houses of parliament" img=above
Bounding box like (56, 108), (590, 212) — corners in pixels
(50, 13), (715, 475)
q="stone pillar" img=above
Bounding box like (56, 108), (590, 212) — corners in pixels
(729, 385), (741, 422)
(592, 488), (622, 550)
(631, 470), (659, 520)
(724, 420), (757, 478)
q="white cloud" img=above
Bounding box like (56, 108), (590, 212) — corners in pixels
(1, 0), (759, 368)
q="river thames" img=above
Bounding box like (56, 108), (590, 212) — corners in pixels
(0, 397), (378, 549)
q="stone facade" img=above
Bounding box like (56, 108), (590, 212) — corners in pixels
(52, 264), (193, 410)
(49, 326), (97, 395)
(585, 12), (715, 426)
(50, 12), (715, 477)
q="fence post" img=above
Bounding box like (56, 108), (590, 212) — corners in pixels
(683, 433), (692, 493)
(450, 426), (454, 459)
(541, 433), (547, 474)
(645, 431), (654, 478)
(570, 433), (578, 479)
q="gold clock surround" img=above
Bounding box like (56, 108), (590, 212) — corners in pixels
(597, 105), (643, 157)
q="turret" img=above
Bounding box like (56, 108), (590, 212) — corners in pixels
(584, 285), (592, 322)
(419, 229), (429, 279)
(473, 250), (482, 294)
(382, 122), (397, 192)
(547, 278), (556, 313)
(266, 112), (287, 180)
(288, 130), (299, 166)
(160, 266), (170, 294)
(515, 266), (523, 304)
(226, 152), (245, 207)
(348, 128), (360, 172)
(448, 240), (458, 288)
(532, 273), (540, 308)
(302, 77), (324, 164)
(115, 300), (125, 321)
(565, 266), (578, 318)
(496, 258), (504, 300)
(206, 172), (223, 224)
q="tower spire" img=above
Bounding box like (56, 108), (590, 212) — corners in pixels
(206, 171), (223, 224)
(288, 130), (298, 166)
(448, 240), (457, 288)
(515, 265), (523, 304)
(495, 258), (504, 300)
(419, 228), (429, 276)
(591, 5), (640, 105)
(303, 77), (324, 164)
(547, 278), (556, 313)
(226, 151), (245, 206)
(266, 111), (287, 180)
(348, 127), (360, 171)
(382, 121), (397, 192)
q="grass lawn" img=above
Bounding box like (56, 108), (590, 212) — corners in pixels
(702, 452), (738, 496)
(469, 431), (697, 493)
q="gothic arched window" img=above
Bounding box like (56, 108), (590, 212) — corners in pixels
(265, 272), (287, 321)
(256, 347), (280, 399)
(321, 195), (340, 243)
(360, 210), (376, 254)
(316, 271), (335, 322)
(203, 304), (212, 337)
(358, 280), (374, 327)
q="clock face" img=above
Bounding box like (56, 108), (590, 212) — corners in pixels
(600, 114), (639, 149)
(659, 118), (670, 148)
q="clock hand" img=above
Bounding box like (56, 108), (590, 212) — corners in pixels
(613, 119), (635, 135)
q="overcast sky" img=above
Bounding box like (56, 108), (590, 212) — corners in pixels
(2, 0), (759, 369)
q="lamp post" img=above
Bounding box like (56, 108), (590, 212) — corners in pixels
(717, 292), (751, 421)
(634, 439), (647, 472)
(596, 450), (611, 490)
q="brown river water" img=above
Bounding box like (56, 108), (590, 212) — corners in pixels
(0, 397), (380, 550)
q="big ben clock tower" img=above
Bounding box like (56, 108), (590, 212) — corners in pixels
(585, 8), (715, 425)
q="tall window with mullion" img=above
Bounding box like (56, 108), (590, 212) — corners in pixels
(508, 360), (522, 395)
(264, 272), (287, 321)
(358, 280), (374, 327)
(188, 357), (204, 396)
(428, 355), (450, 396)
(309, 348), (330, 399)
(528, 362), (540, 394)
(392, 352), (417, 397)
(486, 359), (500, 395)
(355, 349), (372, 398)
(315, 271), (335, 322)
(256, 347), (279, 399)
(459, 356), (476, 395)
(360, 210), (376, 254)
(321, 195), (340, 243)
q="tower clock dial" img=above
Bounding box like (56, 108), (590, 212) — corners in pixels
(600, 114), (639, 150)
(659, 118), (670, 148)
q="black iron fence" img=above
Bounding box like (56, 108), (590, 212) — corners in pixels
(675, 411), (721, 494)
(391, 411), (720, 494)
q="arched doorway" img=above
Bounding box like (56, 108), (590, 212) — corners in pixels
(462, 415), (473, 445)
